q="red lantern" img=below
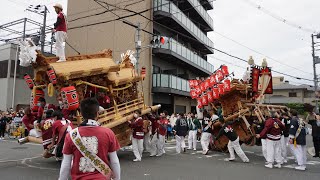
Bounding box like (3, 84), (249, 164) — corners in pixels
(218, 83), (225, 95)
(207, 90), (214, 103)
(209, 74), (217, 87)
(24, 74), (35, 90)
(194, 80), (199, 87)
(195, 86), (202, 95)
(47, 68), (58, 85)
(188, 80), (195, 88)
(61, 86), (80, 110)
(204, 79), (210, 90)
(224, 79), (231, 92)
(140, 66), (146, 80)
(221, 65), (229, 77)
(197, 98), (203, 108)
(216, 70), (224, 82)
(30, 89), (45, 112)
(212, 87), (219, 99)
(200, 82), (206, 92)
(202, 94), (208, 106)
(190, 89), (197, 99)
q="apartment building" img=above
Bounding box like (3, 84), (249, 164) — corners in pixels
(66, 0), (215, 114)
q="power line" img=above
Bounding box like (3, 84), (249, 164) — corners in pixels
(213, 31), (314, 76)
(68, 0), (315, 82)
(241, 0), (318, 34)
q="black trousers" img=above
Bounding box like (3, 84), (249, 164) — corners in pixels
(0, 126), (5, 137)
(313, 136), (320, 156)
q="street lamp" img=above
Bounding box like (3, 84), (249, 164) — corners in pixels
(312, 33), (320, 113)
(26, 4), (49, 53)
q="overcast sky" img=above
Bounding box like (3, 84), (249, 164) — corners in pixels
(1, 0), (319, 86)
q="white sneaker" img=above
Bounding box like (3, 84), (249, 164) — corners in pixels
(202, 150), (209, 155)
(224, 158), (235, 162)
(56, 59), (66, 62)
(133, 159), (141, 162)
(282, 159), (288, 164)
(274, 164), (281, 168)
(265, 163), (273, 168)
(149, 154), (156, 157)
(156, 153), (163, 157)
(295, 166), (306, 171)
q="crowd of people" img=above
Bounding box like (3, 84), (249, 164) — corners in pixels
(1, 97), (320, 179)
(127, 107), (320, 172)
(0, 108), (27, 139)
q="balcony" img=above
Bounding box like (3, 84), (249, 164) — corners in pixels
(152, 73), (190, 97)
(176, 0), (214, 32)
(153, 37), (214, 75)
(153, 0), (214, 54)
(200, 0), (214, 10)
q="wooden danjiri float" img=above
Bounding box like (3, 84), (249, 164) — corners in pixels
(191, 57), (290, 151)
(18, 39), (160, 148)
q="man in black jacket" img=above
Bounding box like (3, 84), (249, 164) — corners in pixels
(0, 114), (8, 139)
(215, 118), (249, 163)
(280, 112), (291, 163)
(289, 110), (307, 171)
(307, 112), (320, 158)
(174, 113), (188, 154)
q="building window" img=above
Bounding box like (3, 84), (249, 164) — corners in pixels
(0, 60), (8, 78)
(289, 92), (297, 97)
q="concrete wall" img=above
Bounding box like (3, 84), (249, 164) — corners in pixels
(174, 96), (192, 113)
(0, 78), (9, 110)
(66, 0), (153, 105)
(0, 44), (12, 61)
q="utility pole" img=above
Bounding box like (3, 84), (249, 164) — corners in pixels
(135, 22), (141, 72)
(40, 6), (48, 53)
(27, 5), (48, 53)
(312, 33), (320, 113)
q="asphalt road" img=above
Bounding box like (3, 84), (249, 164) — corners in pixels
(0, 137), (319, 180)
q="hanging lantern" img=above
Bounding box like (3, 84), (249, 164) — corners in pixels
(218, 83), (225, 95)
(216, 69), (224, 82)
(202, 94), (208, 106)
(200, 82), (206, 92)
(194, 80), (199, 87)
(195, 86), (202, 95)
(24, 74), (35, 90)
(212, 87), (219, 99)
(188, 80), (195, 89)
(46, 68), (58, 85)
(190, 89), (197, 99)
(224, 79), (231, 92)
(204, 79), (210, 90)
(209, 74), (217, 87)
(140, 66), (146, 80)
(207, 90), (214, 103)
(197, 98), (203, 108)
(61, 86), (80, 110)
(221, 65), (229, 77)
(30, 89), (45, 112)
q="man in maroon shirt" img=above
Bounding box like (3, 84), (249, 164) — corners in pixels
(256, 111), (285, 169)
(150, 112), (168, 157)
(22, 107), (35, 132)
(59, 98), (121, 180)
(128, 110), (144, 162)
(53, 3), (67, 62)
